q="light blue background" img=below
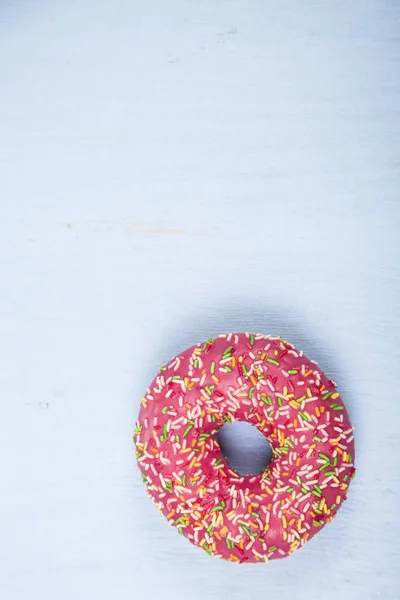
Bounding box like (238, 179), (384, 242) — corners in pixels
(1, 1), (399, 599)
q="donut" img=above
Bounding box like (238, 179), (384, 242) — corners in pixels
(134, 333), (355, 563)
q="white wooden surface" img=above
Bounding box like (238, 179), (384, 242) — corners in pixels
(1, 1), (399, 598)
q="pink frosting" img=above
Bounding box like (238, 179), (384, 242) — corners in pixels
(134, 333), (355, 563)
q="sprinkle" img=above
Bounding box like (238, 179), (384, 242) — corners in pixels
(266, 358), (279, 366)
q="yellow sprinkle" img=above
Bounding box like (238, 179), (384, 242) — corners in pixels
(189, 456), (197, 469)
(282, 515), (287, 529)
(180, 448), (192, 454)
(282, 531), (287, 541)
(212, 375), (219, 383)
(283, 386), (288, 396)
(264, 523), (270, 532)
(297, 519), (302, 531)
(332, 392), (339, 399)
(238, 356), (243, 363)
(274, 350), (278, 356)
(307, 387), (312, 398)
(336, 495), (341, 504)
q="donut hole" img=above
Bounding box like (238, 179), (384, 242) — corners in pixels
(217, 421), (273, 476)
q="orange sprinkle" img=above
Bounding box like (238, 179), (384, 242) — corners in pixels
(220, 526), (228, 535)
(289, 518), (296, 526)
(230, 553), (240, 563)
(320, 405), (325, 413)
(239, 540), (244, 549)
(304, 370), (312, 377)
(232, 357), (236, 367)
(189, 456), (197, 469)
(250, 375), (257, 386)
(296, 458), (301, 466)
(260, 353), (266, 360)
(185, 403), (191, 409)
(315, 406), (320, 418)
(264, 523), (270, 532)
(214, 532), (221, 541)
(166, 509), (175, 519)
(220, 470), (227, 478)
(294, 418), (298, 428)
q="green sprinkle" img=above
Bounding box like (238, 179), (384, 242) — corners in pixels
(175, 435), (180, 444)
(287, 369), (298, 374)
(178, 527), (183, 535)
(211, 504), (224, 513)
(183, 425), (193, 437)
(199, 433), (210, 439)
(333, 456), (338, 466)
(251, 511), (260, 518)
(249, 335), (255, 346)
(313, 520), (322, 527)
(248, 386), (255, 399)
(278, 397), (283, 407)
(286, 487), (294, 493)
(182, 475), (186, 486)
(301, 486), (309, 494)
(313, 435), (323, 442)
(324, 470), (337, 476)
(330, 503), (336, 511)
(162, 406), (168, 415)
(333, 405), (344, 411)
(172, 375), (180, 380)
(298, 411), (310, 421)
(193, 359), (199, 368)
(351, 470), (356, 480)
(266, 358), (279, 366)
(285, 439), (294, 448)
(214, 458), (223, 466)
(163, 423), (168, 438)
(223, 346), (233, 357)
(260, 395), (273, 405)
(203, 544), (212, 556)
(224, 414), (232, 423)
(159, 366), (167, 372)
(296, 395), (307, 403)
(141, 474), (148, 484)
(242, 363), (248, 376)
(133, 425), (142, 435)
(241, 524), (251, 537)
(314, 484), (322, 494)
(258, 538), (265, 543)
(319, 462), (330, 471)
(207, 523), (213, 534)
(312, 490), (322, 497)
(224, 365), (232, 373)
(323, 391), (332, 400)
(319, 453), (330, 462)
(210, 361), (216, 374)
(268, 546), (277, 553)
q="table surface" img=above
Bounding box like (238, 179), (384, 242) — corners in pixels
(1, 1), (399, 599)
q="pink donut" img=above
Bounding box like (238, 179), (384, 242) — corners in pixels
(134, 333), (356, 563)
